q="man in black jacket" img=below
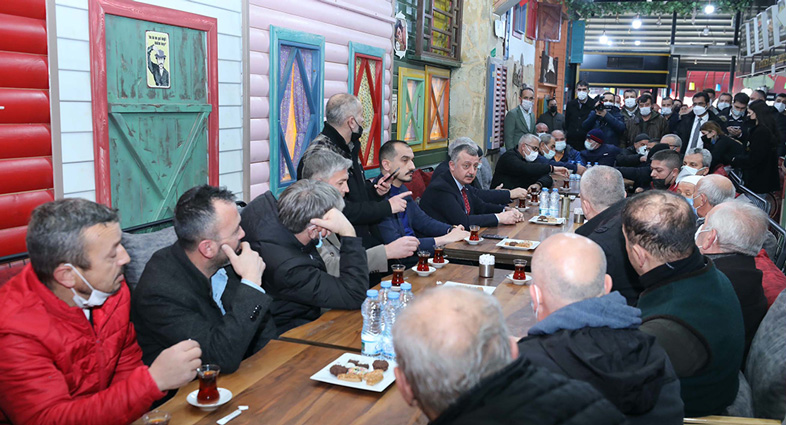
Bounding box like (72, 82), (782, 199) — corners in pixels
(676, 91), (726, 153)
(491, 133), (568, 191)
(393, 286), (627, 425)
(576, 166), (641, 304)
(132, 185), (276, 374)
(565, 80), (598, 150)
(296, 94), (409, 249)
(241, 180), (368, 334)
(537, 97), (565, 132)
(518, 233), (683, 424)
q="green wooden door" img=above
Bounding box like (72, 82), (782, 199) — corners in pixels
(105, 15), (211, 227)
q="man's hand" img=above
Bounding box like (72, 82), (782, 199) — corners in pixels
(634, 187), (644, 194)
(527, 183), (542, 193)
(496, 209), (523, 225)
(640, 155), (648, 163)
(148, 340), (202, 392)
(553, 166), (570, 177)
(374, 175), (392, 196)
(384, 236), (419, 259)
(597, 108), (607, 118)
(310, 208), (356, 237)
(495, 183), (505, 190)
(434, 226), (470, 246)
(576, 164), (587, 175)
(222, 242), (265, 286)
(388, 191), (412, 214)
(728, 127), (742, 137)
(509, 187), (528, 199)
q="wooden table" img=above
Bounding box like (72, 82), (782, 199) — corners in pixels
(443, 198), (581, 266)
(133, 340), (427, 425)
(280, 264), (536, 351)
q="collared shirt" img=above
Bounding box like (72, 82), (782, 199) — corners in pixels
(688, 114), (709, 151)
(211, 268), (265, 315)
(452, 176), (465, 193)
(520, 105), (531, 128)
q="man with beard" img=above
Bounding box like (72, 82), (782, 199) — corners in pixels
(132, 185), (277, 374)
(376, 141), (470, 260)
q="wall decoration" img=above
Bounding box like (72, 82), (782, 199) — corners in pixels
(394, 12), (407, 59)
(536, 2), (562, 42)
(145, 30), (170, 88)
(539, 51), (558, 86)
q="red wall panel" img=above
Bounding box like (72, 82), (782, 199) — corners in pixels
(0, 13), (47, 55)
(0, 190), (53, 228)
(0, 226), (28, 258)
(0, 158), (53, 194)
(0, 51), (49, 90)
(0, 0), (46, 21)
(0, 89), (50, 124)
(0, 124), (51, 159)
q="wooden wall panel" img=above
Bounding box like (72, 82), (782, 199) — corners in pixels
(0, 89), (50, 124)
(0, 158), (54, 194)
(0, 13), (47, 55)
(0, 190), (54, 228)
(0, 124), (51, 159)
(0, 51), (49, 90)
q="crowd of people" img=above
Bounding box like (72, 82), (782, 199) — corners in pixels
(0, 88), (785, 424)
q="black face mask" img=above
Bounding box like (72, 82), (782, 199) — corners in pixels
(651, 171), (674, 190)
(549, 106), (558, 113)
(351, 124), (364, 144)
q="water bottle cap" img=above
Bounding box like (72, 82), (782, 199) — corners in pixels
(552, 188), (558, 192)
(542, 188), (548, 192)
(388, 291), (400, 299)
(367, 289), (379, 297)
(401, 282), (412, 290)
(381, 281), (392, 288)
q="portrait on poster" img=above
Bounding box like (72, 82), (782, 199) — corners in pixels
(394, 13), (408, 59)
(146, 31), (170, 89)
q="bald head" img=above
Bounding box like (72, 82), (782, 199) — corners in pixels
(325, 93), (362, 127)
(532, 234), (608, 315)
(393, 287), (512, 419)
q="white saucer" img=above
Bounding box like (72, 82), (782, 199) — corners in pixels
(464, 236), (484, 245)
(428, 258), (449, 269)
(187, 387), (233, 411)
(411, 265), (436, 277)
(506, 273), (533, 286)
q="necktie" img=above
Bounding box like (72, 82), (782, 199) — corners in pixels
(690, 118), (703, 151)
(461, 187), (471, 214)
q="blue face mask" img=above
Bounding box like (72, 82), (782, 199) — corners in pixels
(685, 196), (694, 207)
(315, 233), (323, 249)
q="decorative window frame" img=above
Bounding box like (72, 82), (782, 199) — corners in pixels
(397, 67), (426, 152)
(413, 0), (463, 67)
(348, 42), (385, 177)
(268, 26), (325, 194)
(424, 66), (450, 149)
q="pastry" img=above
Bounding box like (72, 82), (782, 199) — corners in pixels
(364, 369), (384, 386)
(372, 360), (389, 371)
(337, 373), (362, 383)
(329, 364), (349, 376)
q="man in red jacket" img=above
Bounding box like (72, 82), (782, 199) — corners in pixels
(0, 199), (201, 425)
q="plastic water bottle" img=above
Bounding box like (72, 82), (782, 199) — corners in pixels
(379, 280), (392, 308)
(380, 291), (403, 359)
(539, 188), (549, 216)
(361, 289), (382, 356)
(549, 188), (560, 217)
(399, 282), (415, 309)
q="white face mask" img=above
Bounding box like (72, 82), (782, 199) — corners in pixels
(624, 98), (637, 109)
(639, 106), (651, 116)
(577, 91), (588, 101)
(524, 149), (538, 162)
(543, 149), (555, 160)
(537, 132), (549, 138)
(603, 102), (615, 108)
(584, 140), (597, 151)
(693, 105), (707, 116)
(661, 106), (672, 116)
(717, 102), (730, 111)
(776, 102), (786, 113)
(731, 108), (745, 118)
(694, 224), (712, 245)
(521, 100), (533, 111)
(66, 263), (117, 309)
(637, 145), (649, 156)
(555, 141), (567, 151)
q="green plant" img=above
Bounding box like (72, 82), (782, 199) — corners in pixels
(564, 0), (753, 19)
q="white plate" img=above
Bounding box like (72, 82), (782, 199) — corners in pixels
(428, 258), (449, 268)
(528, 216), (566, 226)
(464, 236), (484, 245)
(186, 387), (233, 411)
(310, 353), (397, 392)
(411, 265), (436, 276)
(506, 273), (533, 285)
(496, 238), (540, 251)
(442, 281), (496, 295)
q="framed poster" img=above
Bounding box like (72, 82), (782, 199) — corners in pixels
(145, 31), (170, 88)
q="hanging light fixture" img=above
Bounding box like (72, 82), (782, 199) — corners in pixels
(704, 4), (715, 14)
(632, 14), (642, 29)
(635, 40), (641, 46)
(599, 31), (609, 44)
(657, 15), (662, 26)
(702, 25), (711, 36)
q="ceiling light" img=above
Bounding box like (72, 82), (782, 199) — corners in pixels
(635, 40), (641, 46)
(607, 39), (613, 46)
(704, 4), (715, 14)
(702, 26), (711, 36)
(599, 31), (608, 44)
(632, 15), (642, 29)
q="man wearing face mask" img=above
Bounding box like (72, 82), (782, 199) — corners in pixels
(676, 91), (726, 153)
(661, 97), (681, 133)
(704, 88), (719, 115)
(240, 180), (368, 334)
(677, 148), (711, 182)
(621, 89), (639, 124)
(504, 87), (538, 150)
(492, 134), (568, 193)
(580, 128), (621, 167)
(648, 149), (681, 192)
(582, 92), (626, 148)
(565, 80), (598, 150)
(624, 94), (669, 146)
(773, 93), (786, 155)
(622, 190), (744, 417)
(297, 94), (401, 250)
(518, 233), (683, 424)
(0, 199), (203, 424)
(538, 133), (586, 174)
(537, 97), (565, 132)
(616, 133), (653, 167)
(720, 92), (750, 143)
(551, 129), (584, 167)
(716, 92), (733, 115)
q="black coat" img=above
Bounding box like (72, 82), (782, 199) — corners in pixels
(537, 111), (566, 132)
(709, 253), (768, 362)
(732, 124), (781, 194)
(420, 169), (505, 228)
(575, 199), (642, 304)
(297, 123), (391, 248)
(565, 96), (598, 150)
(433, 160), (511, 205)
(430, 356), (626, 425)
(518, 328), (684, 425)
(490, 148), (553, 190)
(675, 111), (725, 152)
(705, 134), (743, 171)
(131, 243), (276, 373)
(241, 191), (369, 334)
(616, 145), (646, 168)
(718, 109), (750, 144)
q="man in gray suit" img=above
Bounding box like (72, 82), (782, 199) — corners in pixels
(504, 86), (537, 150)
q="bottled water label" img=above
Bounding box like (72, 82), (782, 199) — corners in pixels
(361, 333), (379, 356)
